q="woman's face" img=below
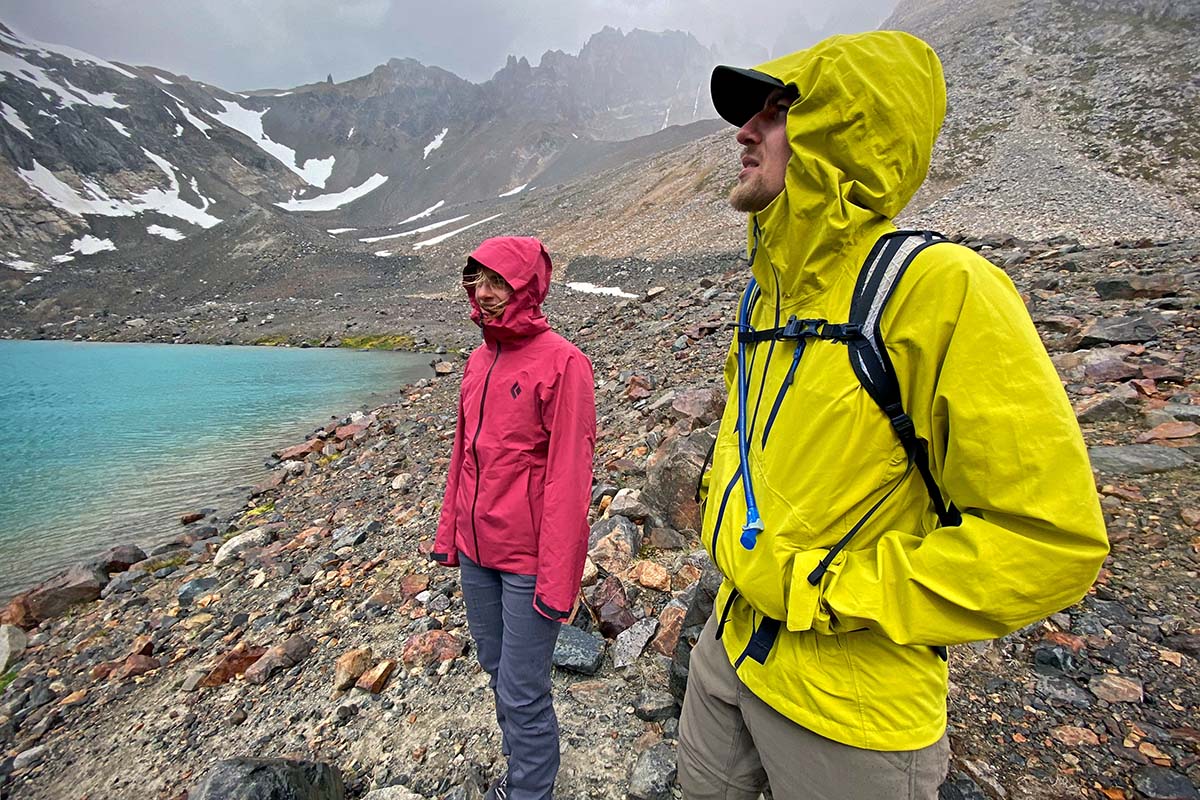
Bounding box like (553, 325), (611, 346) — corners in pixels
(466, 266), (514, 321)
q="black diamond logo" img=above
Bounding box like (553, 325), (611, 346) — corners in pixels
(510, 381), (522, 399)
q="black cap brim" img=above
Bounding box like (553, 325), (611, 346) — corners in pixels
(710, 65), (793, 127)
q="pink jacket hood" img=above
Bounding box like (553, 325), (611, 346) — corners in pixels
(466, 236), (552, 343)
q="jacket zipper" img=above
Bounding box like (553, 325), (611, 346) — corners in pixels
(469, 342), (502, 562)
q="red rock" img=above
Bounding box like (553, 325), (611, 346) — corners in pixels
(1043, 631), (1086, 654)
(25, 564), (106, 622)
(251, 471), (287, 497)
(199, 644), (269, 688)
(625, 375), (653, 400)
(128, 634), (155, 658)
(400, 574), (430, 600)
(401, 630), (465, 667)
(244, 635), (311, 685)
(112, 654), (160, 680)
(1135, 421), (1200, 443)
(1181, 508), (1200, 529)
(629, 562), (671, 592)
(334, 648), (374, 691)
(650, 605), (686, 657)
(273, 439), (322, 461)
(180, 512), (205, 525)
(1090, 674), (1144, 703)
(89, 662), (117, 681)
(355, 659), (396, 693)
(1052, 725), (1100, 746)
(0, 594), (34, 628)
(1140, 364), (1184, 382)
(672, 563), (702, 590)
(335, 422), (369, 441)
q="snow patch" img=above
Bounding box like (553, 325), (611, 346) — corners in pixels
(51, 254), (75, 264)
(347, 126), (354, 139)
(147, 224), (186, 241)
(154, 74), (174, 85)
(359, 214), (469, 243)
(373, 250), (393, 257)
(566, 282), (638, 299)
(2, 259), (40, 272)
(206, 99), (334, 186)
(107, 117), (131, 137)
(1, 102), (31, 137)
(423, 127), (448, 159)
(17, 153), (222, 229)
(70, 235), (116, 255)
(327, 228), (357, 234)
(498, 183), (528, 198)
(176, 103), (211, 136)
(399, 201), (445, 224)
(413, 214), (503, 251)
(274, 173), (388, 212)
(0, 26), (138, 79)
(174, 124), (183, 137)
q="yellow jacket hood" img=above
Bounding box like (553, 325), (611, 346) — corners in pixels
(749, 31), (946, 304)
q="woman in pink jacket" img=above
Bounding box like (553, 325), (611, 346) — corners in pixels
(432, 236), (596, 800)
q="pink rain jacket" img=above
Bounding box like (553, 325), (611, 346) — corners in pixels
(432, 237), (597, 621)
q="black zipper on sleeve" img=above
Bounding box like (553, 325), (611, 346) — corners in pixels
(469, 342), (502, 562)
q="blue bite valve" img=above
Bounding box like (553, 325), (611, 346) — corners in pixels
(740, 509), (764, 550)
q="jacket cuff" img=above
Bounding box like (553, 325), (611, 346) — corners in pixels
(787, 549), (837, 634)
(430, 549), (459, 567)
(534, 595), (570, 622)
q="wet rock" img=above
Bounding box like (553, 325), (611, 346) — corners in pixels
(1088, 445), (1195, 475)
(190, 757), (345, 800)
(1089, 673), (1144, 703)
(1077, 311), (1167, 348)
(1132, 766), (1199, 800)
(627, 742), (677, 800)
(938, 770), (990, 800)
(1034, 671), (1094, 708)
(90, 544), (148, 575)
(0, 624), (28, 671)
(553, 625), (605, 675)
(178, 577), (220, 607)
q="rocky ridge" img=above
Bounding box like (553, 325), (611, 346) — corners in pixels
(0, 231), (1197, 800)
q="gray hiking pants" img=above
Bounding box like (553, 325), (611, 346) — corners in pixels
(460, 553), (561, 800)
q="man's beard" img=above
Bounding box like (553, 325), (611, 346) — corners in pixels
(729, 174), (779, 213)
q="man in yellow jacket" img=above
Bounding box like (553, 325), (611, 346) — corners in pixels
(676, 31), (1109, 799)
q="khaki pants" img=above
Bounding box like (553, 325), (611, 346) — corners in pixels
(678, 615), (950, 800)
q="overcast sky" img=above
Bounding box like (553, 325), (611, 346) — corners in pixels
(0, 0), (897, 91)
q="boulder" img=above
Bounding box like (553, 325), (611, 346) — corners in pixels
(244, 635), (312, 685)
(90, 544), (148, 575)
(552, 625), (605, 675)
(642, 423), (717, 532)
(214, 528), (275, 567)
(190, 758), (345, 800)
(25, 564), (107, 622)
(587, 516), (642, 574)
(0, 624), (28, 671)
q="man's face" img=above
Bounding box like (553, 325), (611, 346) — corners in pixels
(466, 266), (513, 321)
(730, 89), (795, 213)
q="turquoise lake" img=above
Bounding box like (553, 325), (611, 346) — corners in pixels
(0, 340), (431, 600)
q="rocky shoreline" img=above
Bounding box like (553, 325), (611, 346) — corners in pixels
(1, 234), (1198, 800)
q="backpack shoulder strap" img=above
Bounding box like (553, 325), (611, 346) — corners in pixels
(847, 230), (961, 528)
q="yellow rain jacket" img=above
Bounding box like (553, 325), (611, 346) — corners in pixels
(700, 31), (1109, 751)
